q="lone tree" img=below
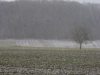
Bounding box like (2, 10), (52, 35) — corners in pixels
(72, 26), (90, 49)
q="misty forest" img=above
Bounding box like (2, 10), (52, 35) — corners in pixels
(0, 0), (100, 40)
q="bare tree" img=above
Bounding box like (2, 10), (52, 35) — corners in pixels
(72, 26), (90, 49)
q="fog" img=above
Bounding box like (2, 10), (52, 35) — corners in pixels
(69, 0), (100, 4)
(1, 0), (100, 4)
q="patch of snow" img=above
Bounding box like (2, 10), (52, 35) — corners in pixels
(15, 39), (100, 48)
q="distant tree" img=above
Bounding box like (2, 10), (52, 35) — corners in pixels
(71, 26), (90, 49)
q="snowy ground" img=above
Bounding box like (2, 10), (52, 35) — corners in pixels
(15, 39), (100, 48)
(0, 39), (100, 48)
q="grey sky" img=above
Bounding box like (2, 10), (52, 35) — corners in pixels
(68, 0), (100, 3)
(1, 0), (100, 3)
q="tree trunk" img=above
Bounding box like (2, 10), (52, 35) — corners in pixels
(80, 43), (82, 50)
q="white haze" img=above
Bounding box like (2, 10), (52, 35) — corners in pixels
(0, 0), (15, 2)
(68, 0), (100, 3)
(0, 39), (100, 48)
(0, 0), (100, 4)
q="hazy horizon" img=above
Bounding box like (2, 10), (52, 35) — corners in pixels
(69, 0), (100, 4)
(0, 0), (100, 4)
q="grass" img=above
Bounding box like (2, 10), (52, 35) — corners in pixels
(0, 47), (100, 75)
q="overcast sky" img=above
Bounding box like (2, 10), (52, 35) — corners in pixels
(1, 0), (100, 4)
(69, 0), (100, 3)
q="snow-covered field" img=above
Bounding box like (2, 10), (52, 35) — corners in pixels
(15, 39), (100, 48)
(0, 39), (100, 48)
